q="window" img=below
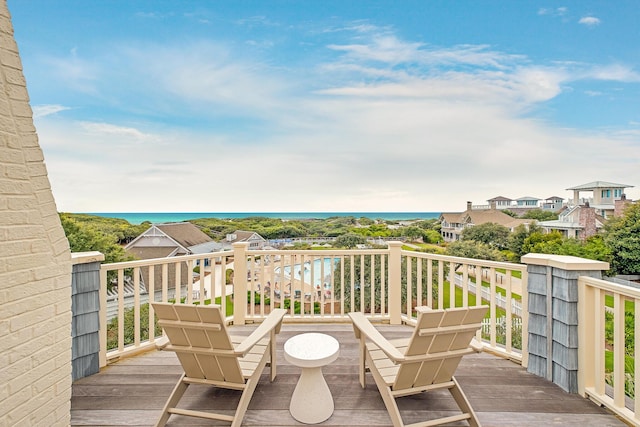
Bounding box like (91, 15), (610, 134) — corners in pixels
(614, 189), (622, 197)
(601, 189), (611, 198)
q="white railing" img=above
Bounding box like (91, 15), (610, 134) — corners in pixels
(578, 275), (640, 426)
(99, 242), (527, 367)
(99, 250), (236, 365)
(482, 317), (522, 336)
(454, 274), (523, 316)
(399, 251), (527, 363)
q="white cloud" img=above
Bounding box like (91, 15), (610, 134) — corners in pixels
(32, 104), (70, 118)
(586, 64), (640, 82)
(27, 26), (640, 213)
(538, 7), (568, 17)
(79, 122), (154, 142)
(40, 50), (101, 95)
(579, 16), (601, 27)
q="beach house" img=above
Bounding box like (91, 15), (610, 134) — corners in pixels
(567, 181), (634, 218)
(439, 201), (530, 242)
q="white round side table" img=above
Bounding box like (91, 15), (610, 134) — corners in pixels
(283, 332), (340, 424)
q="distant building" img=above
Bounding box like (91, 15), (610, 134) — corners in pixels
(541, 196), (564, 210)
(486, 195), (560, 214)
(515, 196), (541, 208)
(487, 196), (513, 210)
(125, 222), (221, 289)
(538, 203), (603, 240)
(567, 181), (634, 219)
(439, 201), (531, 242)
(222, 230), (267, 250)
(126, 222), (219, 258)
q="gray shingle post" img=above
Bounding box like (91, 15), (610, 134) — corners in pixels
(521, 253), (609, 393)
(71, 252), (105, 380)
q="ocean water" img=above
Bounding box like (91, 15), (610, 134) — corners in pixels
(88, 212), (441, 225)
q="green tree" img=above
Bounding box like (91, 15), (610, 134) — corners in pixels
(604, 202), (640, 274)
(446, 240), (505, 261)
(333, 254), (437, 313)
(334, 233), (368, 248)
(461, 222), (510, 250)
(521, 209), (558, 221)
(522, 230), (563, 254)
(404, 226), (424, 241)
(423, 229), (443, 244)
(60, 214), (133, 264)
(507, 223), (541, 259)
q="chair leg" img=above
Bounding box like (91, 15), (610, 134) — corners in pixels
(449, 376), (480, 427)
(155, 373), (189, 427)
(358, 336), (367, 388)
(231, 350), (271, 427)
(270, 332), (277, 381)
(366, 353), (404, 427)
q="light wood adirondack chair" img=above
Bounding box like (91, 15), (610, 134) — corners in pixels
(152, 302), (286, 427)
(349, 305), (488, 427)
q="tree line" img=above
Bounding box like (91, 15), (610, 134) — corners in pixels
(59, 203), (639, 276)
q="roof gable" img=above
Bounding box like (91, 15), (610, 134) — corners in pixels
(156, 223), (212, 248)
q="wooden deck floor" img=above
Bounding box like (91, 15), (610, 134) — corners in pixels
(71, 324), (627, 426)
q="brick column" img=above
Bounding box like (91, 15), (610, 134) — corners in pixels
(522, 254), (609, 393)
(0, 2), (73, 425)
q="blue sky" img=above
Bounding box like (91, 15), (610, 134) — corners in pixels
(9, 1), (640, 212)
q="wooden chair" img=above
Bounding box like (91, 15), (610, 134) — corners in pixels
(349, 305), (488, 427)
(152, 302), (286, 427)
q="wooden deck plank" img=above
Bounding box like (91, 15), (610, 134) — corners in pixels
(72, 324), (627, 426)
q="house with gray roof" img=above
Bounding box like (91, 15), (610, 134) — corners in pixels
(125, 222), (219, 258)
(487, 196), (514, 210)
(125, 222), (221, 290)
(539, 204), (603, 240)
(542, 196), (564, 210)
(567, 181), (634, 219)
(222, 230), (267, 250)
(439, 201), (531, 242)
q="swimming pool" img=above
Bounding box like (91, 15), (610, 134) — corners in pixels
(276, 257), (338, 288)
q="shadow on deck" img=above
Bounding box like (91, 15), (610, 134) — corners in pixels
(71, 324), (626, 426)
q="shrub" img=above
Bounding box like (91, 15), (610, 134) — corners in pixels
(106, 303), (162, 350)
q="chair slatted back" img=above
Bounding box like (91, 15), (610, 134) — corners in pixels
(153, 303), (244, 384)
(393, 306), (488, 390)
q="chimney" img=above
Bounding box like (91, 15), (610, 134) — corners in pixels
(614, 194), (630, 217)
(578, 205), (596, 240)
(467, 201), (472, 211)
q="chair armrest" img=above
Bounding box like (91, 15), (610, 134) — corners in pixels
(469, 337), (484, 353)
(234, 309), (286, 356)
(348, 312), (405, 363)
(155, 336), (170, 350)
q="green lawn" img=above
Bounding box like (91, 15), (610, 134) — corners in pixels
(605, 349), (635, 374)
(438, 281), (507, 318)
(213, 295), (235, 314)
(496, 268), (522, 280)
(604, 294), (635, 312)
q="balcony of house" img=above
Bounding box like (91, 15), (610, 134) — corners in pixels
(69, 243), (639, 426)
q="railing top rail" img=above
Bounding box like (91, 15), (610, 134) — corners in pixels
(100, 250), (233, 270)
(579, 275), (640, 299)
(247, 249), (390, 256)
(400, 250), (526, 272)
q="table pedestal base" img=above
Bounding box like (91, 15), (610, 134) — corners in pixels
(289, 366), (333, 424)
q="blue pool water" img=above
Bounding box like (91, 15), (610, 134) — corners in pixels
(277, 257), (338, 288)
